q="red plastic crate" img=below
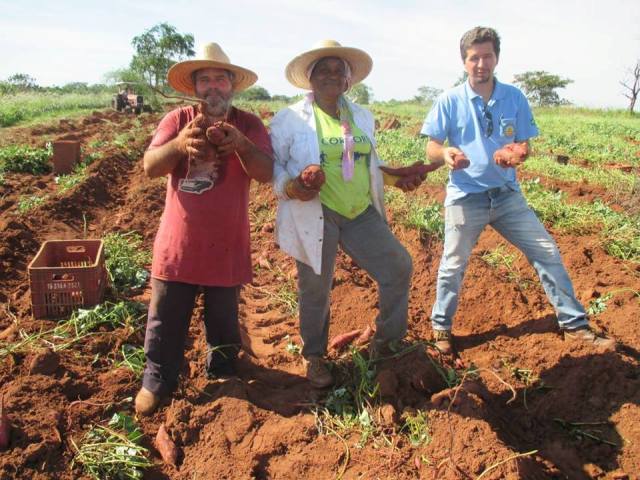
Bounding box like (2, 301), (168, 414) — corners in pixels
(28, 240), (107, 318)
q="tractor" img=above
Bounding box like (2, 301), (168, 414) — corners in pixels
(112, 82), (149, 114)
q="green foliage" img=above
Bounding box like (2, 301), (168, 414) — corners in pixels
(0, 92), (113, 127)
(284, 335), (302, 356)
(16, 194), (48, 214)
(514, 71), (573, 106)
(58, 301), (146, 339)
(401, 410), (432, 447)
(235, 85), (271, 101)
(587, 293), (613, 316)
(376, 129), (425, 167)
(71, 412), (151, 480)
(347, 83), (372, 105)
(0, 144), (52, 174)
(103, 232), (151, 293)
(116, 344), (146, 377)
(386, 190), (445, 239)
(414, 85), (442, 105)
(130, 22), (195, 90)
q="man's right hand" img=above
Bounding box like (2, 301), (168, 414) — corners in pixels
(176, 120), (208, 162)
(443, 147), (470, 170)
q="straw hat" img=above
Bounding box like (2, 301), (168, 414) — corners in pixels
(167, 42), (258, 94)
(285, 40), (373, 90)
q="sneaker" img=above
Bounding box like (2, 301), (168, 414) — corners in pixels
(563, 326), (616, 349)
(305, 356), (333, 388)
(135, 387), (160, 416)
(433, 330), (453, 355)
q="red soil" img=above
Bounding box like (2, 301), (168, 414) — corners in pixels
(0, 109), (638, 479)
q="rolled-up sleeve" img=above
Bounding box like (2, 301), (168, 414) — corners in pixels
(420, 94), (450, 142)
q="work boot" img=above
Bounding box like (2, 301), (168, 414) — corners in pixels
(563, 326), (616, 350)
(305, 356), (333, 388)
(433, 330), (453, 355)
(206, 360), (237, 381)
(135, 387), (160, 416)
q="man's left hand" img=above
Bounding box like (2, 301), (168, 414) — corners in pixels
(212, 122), (252, 157)
(494, 142), (529, 168)
(379, 161), (440, 192)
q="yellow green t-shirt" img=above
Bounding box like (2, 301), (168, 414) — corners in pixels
(313, 103), (372, 219)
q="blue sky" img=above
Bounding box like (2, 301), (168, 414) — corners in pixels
(2, 0), (639, 108)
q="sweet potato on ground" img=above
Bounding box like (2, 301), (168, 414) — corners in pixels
(328, 329), (362, 350)
(155, 424), (179, 466)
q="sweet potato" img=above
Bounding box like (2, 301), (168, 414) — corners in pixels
(206, 124), (227, 145)
(354, 325), (375, 346)
(452, 152), (470, 169)
(328, 329), (362, 350)
(0, 394), (9, 450)
(300, 164), (326, 190)
(155, 423), (179, 466)
(494, 142), (528, 168)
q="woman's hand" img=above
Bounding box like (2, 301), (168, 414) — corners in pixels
(379, 161), (440, 192)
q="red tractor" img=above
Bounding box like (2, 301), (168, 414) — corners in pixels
(112, 82), (148, 114)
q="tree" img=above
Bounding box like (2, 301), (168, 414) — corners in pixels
(235, 85), (271, 101)
(7, 73), (38, 90)
(620, 60), (640, 114)
(130, 23), (195, 91)
(347, 83), (372, 104)
(513, 71), (573, 106)
(453, 71), (468, 87)
(413, 85), (443, 105)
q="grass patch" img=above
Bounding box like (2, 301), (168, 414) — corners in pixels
(103, 232), (151, 294)
(386, 190), (444, 240)
(0, 143), (52, 174)
(71, 412), (152, 480)
(0, 92), (112, 127)
(481, 245), (532, 289)
(16, 194), (48, 214)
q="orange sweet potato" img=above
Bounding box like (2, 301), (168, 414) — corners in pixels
(328, 329), (362, 350)
(155, 424), (179, 466)
(300, 164), (326, 190)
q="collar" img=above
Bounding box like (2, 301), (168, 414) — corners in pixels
(465, 79), (505, 105)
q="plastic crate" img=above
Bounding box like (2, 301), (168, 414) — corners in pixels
(28, 240), (107, 319)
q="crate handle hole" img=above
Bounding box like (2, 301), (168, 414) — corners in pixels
(66, 246), (86, 253)
(52, 273), (75, 281)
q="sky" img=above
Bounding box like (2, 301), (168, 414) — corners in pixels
(1, 0), (639, 109)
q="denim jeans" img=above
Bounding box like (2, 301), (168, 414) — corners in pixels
(431, 187), (588, 331)
(297, 205), (412, 358)
(142, 278), (240, 396)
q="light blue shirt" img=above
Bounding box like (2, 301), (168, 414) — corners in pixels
(421, 80), (539, 205)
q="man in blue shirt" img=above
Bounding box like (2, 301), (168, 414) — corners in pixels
(421, 26), (615, 353)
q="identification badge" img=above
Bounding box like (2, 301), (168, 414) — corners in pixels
(500, 118), (516, 138)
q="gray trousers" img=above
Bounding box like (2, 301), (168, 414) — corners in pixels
(296, 205), (412, 358)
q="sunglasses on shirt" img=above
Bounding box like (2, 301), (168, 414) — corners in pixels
(482, 106), (494, 138)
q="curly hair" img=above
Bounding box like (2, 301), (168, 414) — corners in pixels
(460, 27), (501, 61)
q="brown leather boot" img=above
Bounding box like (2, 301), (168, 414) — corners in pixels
(433, 330), (453, 354)
(563, 326), (616, 350)
(135, 387), (160, 416)
(305, 356), (333, 388)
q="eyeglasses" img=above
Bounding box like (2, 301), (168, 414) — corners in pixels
(482, 106), (493, 137)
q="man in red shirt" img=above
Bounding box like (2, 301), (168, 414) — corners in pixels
(135, 43), (273, 415)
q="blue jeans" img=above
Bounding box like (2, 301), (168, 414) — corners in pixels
(431, 187), (588, 331)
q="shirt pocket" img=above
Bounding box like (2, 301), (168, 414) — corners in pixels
(499, 117), (516, 140)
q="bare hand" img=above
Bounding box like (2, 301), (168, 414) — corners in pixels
(443, 147), (470, 170)
(213, 122), (251, 157)
(494, 142), (528, 168)
(176, 120), (209, 162)
(379, 161), (439, 192)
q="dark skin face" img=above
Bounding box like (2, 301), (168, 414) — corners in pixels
(309, 57), (348, 115)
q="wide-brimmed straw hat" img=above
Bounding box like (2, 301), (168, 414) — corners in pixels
(285, 39), (373, 90)
(167, 42), (257, 95)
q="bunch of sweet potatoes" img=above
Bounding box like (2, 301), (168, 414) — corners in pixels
(494, 142), (528, 168)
